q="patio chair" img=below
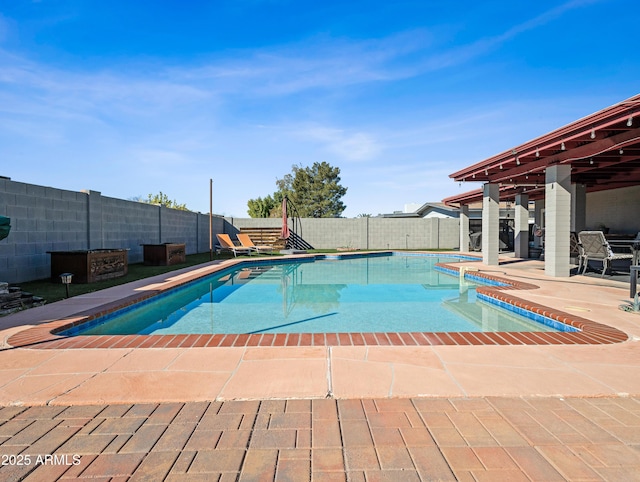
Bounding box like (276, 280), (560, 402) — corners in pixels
(469, 232), (481, 251)
(578, 231), (633, 277)
(237, 233), (274, 255)
(570, 232), (585, 272)
(215, 234), (252, 257)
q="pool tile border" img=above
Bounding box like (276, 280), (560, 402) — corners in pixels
(6, 255), (629, 349)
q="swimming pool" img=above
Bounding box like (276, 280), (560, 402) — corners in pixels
(64, 254), (568, 337)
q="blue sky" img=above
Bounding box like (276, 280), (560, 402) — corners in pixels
(0, 0), (638, 217)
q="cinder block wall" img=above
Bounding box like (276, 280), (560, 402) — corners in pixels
(586, 185), (640, 234)
(439, 217), (461, 249)
(159, 206), (202, 258)
(100, 195), (162, 261)
(0, 177), (460, 284)
(368, 218), (438, 250)
(0, 179), (221, 283)
(229, 217), (460, 250)
(85, 194), (221, 264)
(0, 179), (88, 282)
(300, 218), (369, 249)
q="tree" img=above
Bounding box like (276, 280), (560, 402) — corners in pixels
(247, 195), (276, 218)
(248, 162), (347, 218)
(290, 162), (347, 217)
(142, 191), (190, 211)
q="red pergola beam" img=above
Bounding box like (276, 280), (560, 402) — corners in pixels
(449, 94), (640, 183)
(484, 127), (640, 184)
(444, 94), (640, 206)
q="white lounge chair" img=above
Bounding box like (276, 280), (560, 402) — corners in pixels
(215, 234), (252, 257)
(578, 231), (633, 277)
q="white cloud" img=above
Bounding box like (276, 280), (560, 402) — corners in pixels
(499, 0), (603, 41)
(161, 30), (429, 98)
(0, 0), (614, 218)
(168, 1), (602, 97)
(405, 0), (605, 75)
(293, 125), (382, 161)
(0, 0), (597, 128)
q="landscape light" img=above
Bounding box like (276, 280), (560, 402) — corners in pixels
(59, 273), (73, 298)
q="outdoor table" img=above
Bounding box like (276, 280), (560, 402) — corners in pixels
(607, 239), (640, 266)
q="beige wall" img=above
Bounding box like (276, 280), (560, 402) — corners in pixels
(586, 185), (640, 234)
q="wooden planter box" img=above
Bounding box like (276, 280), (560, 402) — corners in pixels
(142, 243), (186, 266)
(49, 249), (128, 283)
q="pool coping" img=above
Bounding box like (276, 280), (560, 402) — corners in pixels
(6, 252), (629, 349)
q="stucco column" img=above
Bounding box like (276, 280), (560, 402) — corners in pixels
(545, 164), (572, 277)
(570, 183), (587, 233)
(514, 193), (529, 258)
(482, 183), (500, 266)
(459, 204), (469, 252)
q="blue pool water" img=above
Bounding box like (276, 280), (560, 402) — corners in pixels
(69, 254), (563, 336)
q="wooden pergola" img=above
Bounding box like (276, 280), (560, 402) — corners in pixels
(442, 94), (640, 276)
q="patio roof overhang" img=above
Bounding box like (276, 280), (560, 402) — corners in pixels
(443, 93), (640, 206)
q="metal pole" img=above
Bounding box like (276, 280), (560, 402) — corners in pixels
(631, 266), (639, 311)
(209, 179), (213, 261)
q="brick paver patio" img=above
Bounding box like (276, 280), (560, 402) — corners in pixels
(1, 396), (639, 481)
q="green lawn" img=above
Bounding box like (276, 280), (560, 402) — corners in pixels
(15, 252), (237, 304)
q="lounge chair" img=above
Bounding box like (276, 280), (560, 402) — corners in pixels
(215, 234), (252, 257)
(578, 231), (633, 277)
(237, 233), (274, 255)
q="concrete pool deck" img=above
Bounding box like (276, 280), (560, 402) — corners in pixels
(1, 253), (640, 480)
(1, 253), (639, 404)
